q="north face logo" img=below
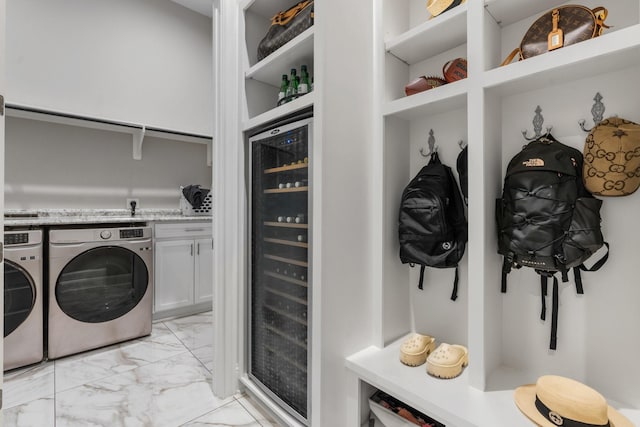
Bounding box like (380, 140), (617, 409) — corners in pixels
(523, 158), (545, 167)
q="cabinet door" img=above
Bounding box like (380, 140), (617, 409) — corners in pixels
(194, 238), (213, 304)
(154, 239), (195, 312)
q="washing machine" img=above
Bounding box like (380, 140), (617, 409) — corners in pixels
(4, 229), (44, 371)
(48, 225), (153, 359)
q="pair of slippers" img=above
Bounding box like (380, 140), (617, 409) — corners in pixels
(399, 333), (468, 379)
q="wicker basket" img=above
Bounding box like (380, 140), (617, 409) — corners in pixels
(180, 187), (212, 216)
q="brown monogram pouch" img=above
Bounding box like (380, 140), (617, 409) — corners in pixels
(501, 5), (608, 66)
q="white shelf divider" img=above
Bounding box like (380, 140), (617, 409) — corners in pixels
(243, 92), (314, 132)
(346, 334), (523, 427)
(246, 27), (314, 87)
(383, 79), (468, 120)
(346, 335), (640, 427)
(483, 24), (640, 96)
(385, 4), (467, 65)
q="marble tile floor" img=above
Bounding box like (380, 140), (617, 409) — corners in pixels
(3, 311), (279, 427)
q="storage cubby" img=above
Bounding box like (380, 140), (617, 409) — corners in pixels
(383, 0), (468, 104)
(242, 0), (315, 125)
(347, 0), (640, 425)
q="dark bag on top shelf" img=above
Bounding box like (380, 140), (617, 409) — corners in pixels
(257, 1), (314, 62)
(501, 5), (609, 66)
(496, 134), (608, 350)
(398, 152), (467, 301)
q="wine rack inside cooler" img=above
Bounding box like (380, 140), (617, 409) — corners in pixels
(249, 118), (311, 423)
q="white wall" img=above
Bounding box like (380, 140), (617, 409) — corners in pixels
(5, 117), (211, 209)
(6, 0), (213, 135)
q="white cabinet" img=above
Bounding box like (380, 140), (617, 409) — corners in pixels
(154, 222), (213, 318)
(194, 237), (214, 304)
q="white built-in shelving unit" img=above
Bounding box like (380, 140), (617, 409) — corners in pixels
(232, 1), (317, 426)
(241, 0), (315, 130)
(347, 0), (640, 426)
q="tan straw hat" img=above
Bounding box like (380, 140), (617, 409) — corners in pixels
(514, 375), (633, 427)
(426, 0), (466, 17)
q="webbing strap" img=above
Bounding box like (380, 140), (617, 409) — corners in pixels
(501, 258), (510, 293)
(540, 276), (548, 321)
(580, 242), (610, 273)
(451, 266), (459, 301)
(574, 267), (584, 294)
(418, 265), (425, 290)
(550, 276), (559, 350)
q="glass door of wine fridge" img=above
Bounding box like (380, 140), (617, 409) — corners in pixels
(248, 117), (312, 424)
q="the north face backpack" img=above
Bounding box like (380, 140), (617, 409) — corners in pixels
(496, 134), (608, 349)
(399, 152), (468, 301)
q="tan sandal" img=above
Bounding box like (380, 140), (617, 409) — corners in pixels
(399, 333), (435, 366)
(426, 343), (468, 379)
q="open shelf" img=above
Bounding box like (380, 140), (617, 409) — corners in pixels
(385, 3), (467, 65)
(264, 304), (308, 326)
(243, 91), (315, 131)
(246, 27), (314, 87)
(264, 271), (308, 287)
(347, 335), (529, 427)
(265, 345), (307, 373)
(264, 186), (309, 194)
(264, 237), (309, 248)
(264, 163), (309, 174)
(264, 222), (309, 229)
(265, 325), (307, 350)
(383, 79), (468, 120)
(484, 24), (640, 96)
(264, 254), (309, 268)
(266, 287), (308, 306)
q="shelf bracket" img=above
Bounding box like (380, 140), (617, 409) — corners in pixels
(133, 125), (146, 160)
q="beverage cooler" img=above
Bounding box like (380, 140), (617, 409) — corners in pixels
(248, 117), (312, 424)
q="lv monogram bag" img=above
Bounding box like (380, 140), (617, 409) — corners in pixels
(501, 5), (609, 66)
(257, 1), (314, 61)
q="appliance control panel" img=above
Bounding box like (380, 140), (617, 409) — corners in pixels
(4, 233), (29, 245)
(120, 228), (144, 239)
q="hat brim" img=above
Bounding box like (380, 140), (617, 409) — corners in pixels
(514, 384), (634, 427)
(427, 0), (454, 17)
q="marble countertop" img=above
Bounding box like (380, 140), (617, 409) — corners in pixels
(4, 209), (212, 227)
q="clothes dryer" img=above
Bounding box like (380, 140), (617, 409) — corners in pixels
(4, 229), (44, 371)
(48, 226), (152, 359)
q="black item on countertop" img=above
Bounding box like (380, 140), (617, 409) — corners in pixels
(182, 185), (210, 209)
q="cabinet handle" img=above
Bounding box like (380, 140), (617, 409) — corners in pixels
(190, 243), (194, 256)
(185, 228), (205, 232)
(197, 243), (200, 255)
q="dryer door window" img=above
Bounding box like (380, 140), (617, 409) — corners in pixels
(55, 246), (149, 323)
(4, 261), (36, 337)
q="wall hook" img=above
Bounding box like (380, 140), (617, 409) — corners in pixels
(579, 92), (606, 132)
(522, 105), (552, 141)
(419, 129), (439, 157)
(458, 140), (466, 150)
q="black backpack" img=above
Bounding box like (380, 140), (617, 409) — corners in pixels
(496, 134), (608, 349)
(398, 152), (468, 300)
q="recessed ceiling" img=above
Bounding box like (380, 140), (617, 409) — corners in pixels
(171, 0), (212, 17)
